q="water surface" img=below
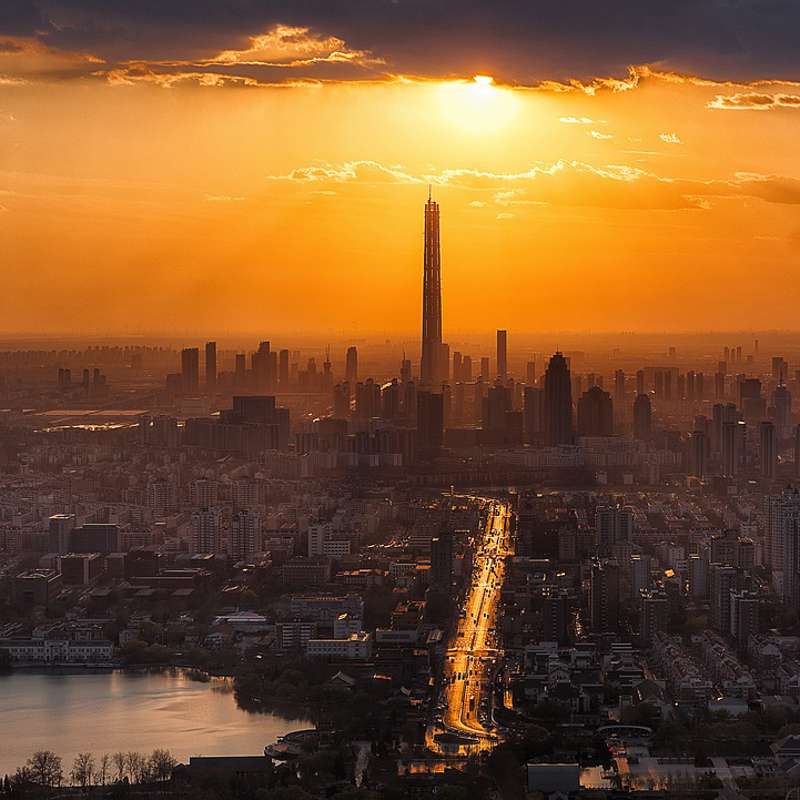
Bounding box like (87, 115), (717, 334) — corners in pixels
(0, 670), (311, 776)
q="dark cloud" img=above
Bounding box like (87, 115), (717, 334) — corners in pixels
(4, 0), (799, 85)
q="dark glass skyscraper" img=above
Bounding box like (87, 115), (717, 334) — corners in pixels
(543, 351), (573, 445)
(420, 190), (443, 386)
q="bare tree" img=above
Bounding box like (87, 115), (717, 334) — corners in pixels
(148, 749), (177, 782)
(112, 751), (127, 782)
(125, 751), (146, 783)
(26, 751), (63, 787)
(71, 752), (95, 789)
(98, 753), (111, 786)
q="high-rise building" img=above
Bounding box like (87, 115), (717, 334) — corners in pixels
(205, 341), (216, 394)
(729, 590), (759, 654)
(576, 386), (613, 436)
(639, 590), (668, 648)
(496, 330), (508, 381)
(710, 564), (737, 632)
(589, 559), (620, 634)
(630, 553), (651, 598)
(279, 349), (290, 386)
(596, 506), (633, 555)
(542, 589), (570, 645)
(181, 347), (200, 394)
(614, 370), (625, 406)
(191, 508), (222, 554)
(48, 514), (77, 554)
(688, 553), (708, 599)
(543, 352), (573, 446)
(773, 384), (793, 440)
(633, 394), (652, 441)
(760, 420), (777, 480)
(689, 430), (706, 478)
(480, 356), (490, 381)
(420, 190), (444, 386)
(523, 386), (544, 443)
(231, 510), (260, 562)
(431, 532), (454, 589)
(796, 425), (800, 479)
(765, 486), (800, 574)
(416, 390), (444, 457)
(526, 360), (536, 386)
(345, 346), (358, 384)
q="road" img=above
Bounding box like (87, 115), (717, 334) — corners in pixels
(439, 499), (511, 750)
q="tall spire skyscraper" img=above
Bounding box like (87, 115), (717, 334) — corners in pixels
(420, 188), (443, 386)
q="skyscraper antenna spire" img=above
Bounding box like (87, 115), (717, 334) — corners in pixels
(428, 184), (432, 203)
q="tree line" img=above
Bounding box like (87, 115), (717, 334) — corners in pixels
(1, 748), (177, 792)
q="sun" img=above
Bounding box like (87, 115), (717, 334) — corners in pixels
(438, 74), (519, 134)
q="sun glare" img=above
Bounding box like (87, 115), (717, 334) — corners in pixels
(438, 74), (519, 134)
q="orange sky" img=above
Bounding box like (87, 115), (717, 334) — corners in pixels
(1, 52), (799, 334)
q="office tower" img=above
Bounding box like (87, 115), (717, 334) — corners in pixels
(431, 532), (454, 588)
(576, 386), (613, 436)
(420, 190), (444, 386)
(461, 355), (472, 382)
(523, 386), (544, 443)
(639, 590), (668, 648)
(231, 510), (260, 562)
(596, 506), (633, 554)
(480, 356), (490, 380)
(773, 384), (793, 439)
(355, 379), (381, 418)
(416, 391), (444, 457)
(635, 369), (645, 396)
(205, 341), (217, 394)
(234, 353), (246, 387)
(696, 372), (705, 399)
(740, 378), (765, 423)
(729, 590), (759, 654)
(689, 430), (706, 478)
(279, 349), (289, 386)
(542, 590), (570, 645)
(765, 487), (800, 573)
(686, 370), (695, 402)
(400, 356), (412, 383)
(721, 420), (740, 477)
(191, 508), (222, 554)
(496, 329), (508, 381)
(614, 369), (625, 406)
(381, 379), (400, 419)
(589, 559), (620, 633)
(715, 369), (725, 400)
(525, 360), (536, 386)
(484, 384), (511, 432)
(181, 347), (200, 394)
(760, 420), (777, 480)
(333, 383), (350, 418)
(48, 513), (76, 554)
(633, 394), (652, 441)
(710, 564), (737, 632)
(452, 351), (463, 382)
(630, 553), (651, 597)
(773, 356), (788, 383)
(688, 553), (708, 599)
(453, 381), (465, 423)
(543, 352), (573, 446)
(345, 346), (358, 383)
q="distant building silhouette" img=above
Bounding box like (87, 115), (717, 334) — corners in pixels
(420, 190), (444, 386)
(543, 352), (573, 446)
(576, 386), (613, 436)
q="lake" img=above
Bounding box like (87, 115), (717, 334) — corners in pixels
(0, 669), (312, 776)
